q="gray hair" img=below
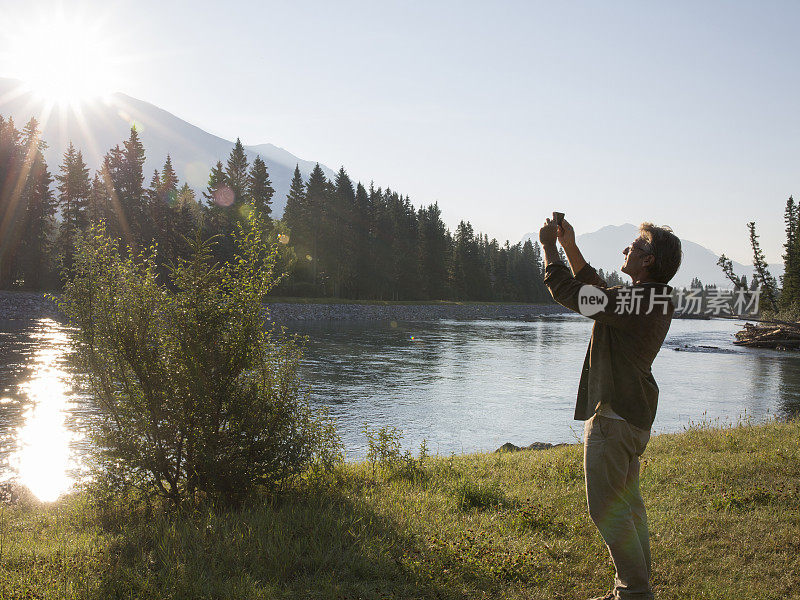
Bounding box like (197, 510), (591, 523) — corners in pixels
(639, 223), (682, 284)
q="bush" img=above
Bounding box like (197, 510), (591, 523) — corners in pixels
(361, 423), (429, 483)
(57, 209), (343, 506)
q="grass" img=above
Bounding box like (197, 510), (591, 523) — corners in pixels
(1, 417), (799, 599)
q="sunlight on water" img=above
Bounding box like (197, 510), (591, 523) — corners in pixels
(1, 315), (798, 487)
(12, 320), (76, 502)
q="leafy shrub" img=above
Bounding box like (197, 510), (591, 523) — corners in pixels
(57, 209), (343, 506)
(361, 423), (428, 483)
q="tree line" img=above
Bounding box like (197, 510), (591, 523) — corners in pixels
(0, 116), (564, 302)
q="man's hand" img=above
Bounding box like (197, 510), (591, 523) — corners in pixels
(557, 218), (576, 248)
(539, 218), (558, 246)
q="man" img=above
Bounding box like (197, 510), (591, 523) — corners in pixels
(539, 216), (682, 600)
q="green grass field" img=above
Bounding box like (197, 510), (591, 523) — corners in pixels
(2, 417), (798, 599)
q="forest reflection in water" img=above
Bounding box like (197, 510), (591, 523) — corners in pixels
(0, 315), (799, 502)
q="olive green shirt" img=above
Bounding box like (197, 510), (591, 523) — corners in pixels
(543, 261), (675, 431)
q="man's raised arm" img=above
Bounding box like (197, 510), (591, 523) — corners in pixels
(556, 218), (607, 288)
(539, 217), (648, 332)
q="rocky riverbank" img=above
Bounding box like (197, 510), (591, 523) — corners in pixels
(263, 301), (569, 322)
(0, 291), (62, 320)
(0, 291), (569, 322)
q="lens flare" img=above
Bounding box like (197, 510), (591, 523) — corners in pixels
(213, 185), (235, 207)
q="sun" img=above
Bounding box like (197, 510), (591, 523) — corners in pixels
(7, 12), (119, 106)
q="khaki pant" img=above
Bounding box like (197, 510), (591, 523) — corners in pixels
(584, 414), (653, 600)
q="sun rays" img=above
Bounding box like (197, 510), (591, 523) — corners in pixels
(5, 9), (119, 107)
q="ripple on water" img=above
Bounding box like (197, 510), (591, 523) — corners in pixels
(1, 316), (799, 481)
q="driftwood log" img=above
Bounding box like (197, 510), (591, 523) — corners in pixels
(734, 319), (800, 350)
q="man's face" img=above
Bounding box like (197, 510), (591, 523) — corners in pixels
(621, 236), (654, 280)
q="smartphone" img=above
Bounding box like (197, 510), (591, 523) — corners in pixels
(553, 212), (565, 227)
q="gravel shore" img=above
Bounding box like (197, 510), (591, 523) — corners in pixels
(0, 291), (63, 320)
(0, 291), (568, 322)
(264, 301), (568, 321)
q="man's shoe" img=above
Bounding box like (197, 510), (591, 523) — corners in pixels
(587, 593), (615, 600)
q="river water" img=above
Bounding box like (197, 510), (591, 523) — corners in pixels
(1, 314), (799, 501)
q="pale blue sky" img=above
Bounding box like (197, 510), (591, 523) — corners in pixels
(2, 0), (798, 264)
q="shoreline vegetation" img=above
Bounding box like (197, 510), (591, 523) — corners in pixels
(1, 417), (798, 599)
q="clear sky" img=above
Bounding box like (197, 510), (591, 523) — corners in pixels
(1, 0), (798, 264)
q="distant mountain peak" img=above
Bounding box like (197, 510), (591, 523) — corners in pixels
(0, 77), (335, 215)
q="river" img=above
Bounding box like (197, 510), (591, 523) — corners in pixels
(1, 314), (799, 501)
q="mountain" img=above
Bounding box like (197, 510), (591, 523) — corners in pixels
(522, 223), (784, 289)
(0, 77), (336, 215)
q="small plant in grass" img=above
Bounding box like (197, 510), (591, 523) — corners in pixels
(453, 478), (509, 511)
(361, 423), (428, 482)
(56, 208), (343, 507)
(512, 498), (569, 535)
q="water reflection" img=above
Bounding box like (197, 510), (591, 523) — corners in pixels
(776, 351), (800, 419)
(0, 319), (79, 501)
(289, 317), (800, 458)
(1, 315), (799, 489)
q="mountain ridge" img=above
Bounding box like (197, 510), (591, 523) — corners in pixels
(0, 77), (336, 215)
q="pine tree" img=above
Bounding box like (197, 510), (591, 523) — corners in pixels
(247, 155), (274, 223)
(0, 116), (25, 287)
(324, 167), (356, 297)
(417, 202), (450, 300)
(368, 184), (392, 299)
(225, 138), (249, 205)
(57, 143), (91, 230)
(747, 221), (778, 311)
(352, 182), (371, 298)
(98, 128), (148, 248)
(606, 270), (624, 287)
(717, 254), (747, 288)
(519, 240), (540, 301)
(304, 164), (328, 286)
(160, 154), (179, 205)
(147, 169), (161, 201)
(283, 165), (306, 234)
(147, 167), (172, 255)
(121, 126), (148, 246)
(203, 160), (227, 204)
(172, 184), (200, 259)
(98, 146), (123, 238)
(176, 183), (200, 218)
(779, 195), (799, 309)
(202, 160), (235, 263)
(88, 172), (109, 224)
(451, 220), (489, 300)
(18, 118), (56, 288)
(56, 142), (91, 272)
